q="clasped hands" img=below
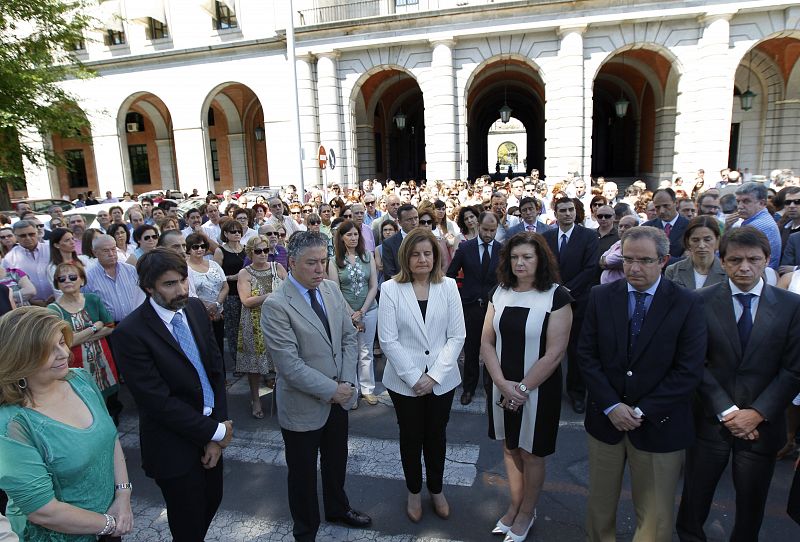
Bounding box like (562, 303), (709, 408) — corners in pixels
(330, 382), (355, 405)
(721, 409), (763, 441)
(412, 374), (436, 397)
(202, 420), (234, 470)
(497, 381), (528, 412)
(608, 404), (643, 432)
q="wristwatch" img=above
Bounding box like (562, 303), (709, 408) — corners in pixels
(90, 324), (98, 333)
(517, 383), (530, 394)
(114, 482), (133, 491)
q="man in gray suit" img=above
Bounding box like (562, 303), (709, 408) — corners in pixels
(262, 231), (371, 541)
(506, 196), (550, 236)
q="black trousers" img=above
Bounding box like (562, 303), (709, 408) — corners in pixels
(566, 311), (585, 398)
(462, 301), (488, 395)
(155, 457), (224, 542)
(388, 388), (456, 494)
(282, 405), (350, 542)
(676, 436), (776, 542)
(211, 317), (225, 372)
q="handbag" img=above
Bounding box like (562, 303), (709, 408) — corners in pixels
(270, 261), (283, 293)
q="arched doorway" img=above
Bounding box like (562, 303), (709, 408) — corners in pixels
(50, 104), (98, 199)
(117, 93), (177, 192)
(730, 37), (800, 174)
(352, 68), (425, 183)
(592, 48), (680, 184)
(201, 83), (268, 191)
(466, 59), (544, 181)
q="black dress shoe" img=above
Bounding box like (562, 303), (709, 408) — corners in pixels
(572, 397), (586, 414)
(460, 391), (473, 405)
(326, 508), (372, 528)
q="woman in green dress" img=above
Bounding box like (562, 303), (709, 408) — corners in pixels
(0, 307), (133, 540)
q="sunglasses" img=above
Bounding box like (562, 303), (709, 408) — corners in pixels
(786, 199), (800, 206)
(308, 220), (320, 225)
(302, 208), (313, 213)
(596, 214), (613, 219)
(142, 234), (159, 241)
(264, 231), (277, 236)
(291, 211), (301, 215)
(419, 219), (434, 225)
(252, 248), (270, 255)
(57, 274), (79, 284)
(190, 244), (208, 251)
(342, 214), (353, 219)
(365, 201), (376, 205)
(34, 224), (45, 229)
(226, 230), (242, 235)
(277, 232), (286, 238)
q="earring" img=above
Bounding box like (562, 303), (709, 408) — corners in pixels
(17, 378), (27, 390)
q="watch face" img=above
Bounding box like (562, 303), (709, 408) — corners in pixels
(519, 384), (527, 392)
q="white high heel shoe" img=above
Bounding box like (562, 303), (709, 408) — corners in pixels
(502, 509), (536, 542)
(492, 518), (511, 535)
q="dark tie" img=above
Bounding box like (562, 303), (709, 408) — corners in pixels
(559, 233), (568, 264)
(664, 223), (672, 237)
(481, 242), (490, 278)
(628, 291), (648, 357)
(308, 289), (331, 340)
(171, 313), (215, 410)
(736, 293), (755, 350)
(526, 224), (535, 232)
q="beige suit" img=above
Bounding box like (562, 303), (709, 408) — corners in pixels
(262, 277), (358, 431)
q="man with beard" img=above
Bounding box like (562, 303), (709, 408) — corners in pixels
(112, 248), (233, 541)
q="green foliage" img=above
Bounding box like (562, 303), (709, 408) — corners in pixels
(0, 0), (95, 190)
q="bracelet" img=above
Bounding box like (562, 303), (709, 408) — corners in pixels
(97, 513), (116, 536)
(115, 482), (133, 491)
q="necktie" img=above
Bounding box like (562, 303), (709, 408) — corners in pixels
(308, 289), (331, 340)
(629, 291), (648, 357)
(481, 242), (490, 278)
(664, 223), (672, 237)
(526, 224), (535, 232)
(171, 312), (215, 410)
(736, 293), (755, 350)
(559, 233), (568, 264)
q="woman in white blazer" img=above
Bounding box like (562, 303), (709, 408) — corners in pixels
(378, 228), (466, 524)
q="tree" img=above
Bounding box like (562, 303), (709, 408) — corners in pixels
(0, 0), (94, 209)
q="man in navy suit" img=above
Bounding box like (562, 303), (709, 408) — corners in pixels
(643, 188), (689, 263)
(578, 226), (706, 542)
(446, 211), (501, 405)
(381, 203), (418, 281)
(506, 196), (550, 236)
(543, 197), (599, 413)
(113, 248), (233, 541)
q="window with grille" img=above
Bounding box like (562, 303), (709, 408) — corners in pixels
(214, 1), (238, 30)
(210, 139), (221, 182)
(208, 108), (216, 126)
(146, 18), (169, 40)
(104, 29), (126, 46)
(396, 0), (419, 6)
(65, 150), (88, 188)
(128, 145), (151, 185)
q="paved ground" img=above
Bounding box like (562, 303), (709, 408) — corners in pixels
(117, 356), (800, 541)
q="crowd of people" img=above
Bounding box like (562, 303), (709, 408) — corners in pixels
(0, 166), (799, 541)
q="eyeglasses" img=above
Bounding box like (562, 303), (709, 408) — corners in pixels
(302, 208), (313, 213)
(342, 214), (353, 219)
(622, 256), (660, 266)
(252, 248), (270, 255)
(786, 199), (800, 206)
(596, 214), (613, 219)
(227, 230), (242, 235)
(190, 244), (208, 251)
(277, 232), (286, 238)
(419, 219), (434, 225)
(264, 231), (277, 236)
(591, 203), (603, 207)
(142, 234), (159, 241)
(57, 274), (79, 283)
(308, 220), (320, 225)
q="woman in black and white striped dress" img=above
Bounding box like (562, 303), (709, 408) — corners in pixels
(480, 232), (572, 542)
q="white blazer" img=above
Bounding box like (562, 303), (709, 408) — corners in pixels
(378, 277), (466, 396)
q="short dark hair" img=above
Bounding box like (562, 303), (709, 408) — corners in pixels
(496, 232), (560, 290)
(478, 210), (498, 226)
(456, 205), (480, 234)
(553, 196), (573, 209)
(106, 223), (130, 245)
(137, 247), (188, 294)
(159, 229), (185, 248)
(184, 232), (207, 253)
(397, 203), (416, 222)
(141, 197), (154, 205)
(719, 226), (770, 260)
(185, 208), (201, 218)
(132, 224), (158, 246)
(518, 197), (539, 210)
(654, 187), (677, 202)
(683, 215), (721, 247)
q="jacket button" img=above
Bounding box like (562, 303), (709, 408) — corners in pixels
(626, 371), (633, 377)
(425, 350), (430, 355)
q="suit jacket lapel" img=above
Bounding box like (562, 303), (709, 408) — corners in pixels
(743, 285), (777, 361)
(401, 282), (429, 342)
(630, 280), (672, 365)
(142, 300), (190, 362)
(319, 282), (340, 362)
(610, 280), (630, 361)
(285, 280), (332, 347)
(711, 282), (742, 359)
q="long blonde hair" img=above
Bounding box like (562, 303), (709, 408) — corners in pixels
(0, 307), (73, 406)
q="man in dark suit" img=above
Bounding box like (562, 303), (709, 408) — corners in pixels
(676, 226), (800, 542)
(506, 196), (550, 236)
(381, 203), (418, 281)
(113, 248), (232, 542)
(446, 211), (501, 405)
(780, 230), (800, 275)
(578, 226), (706, 542)
(643, 187), (689, 262)
(263, 231), (370, 541)
(543, 197), (599, 413)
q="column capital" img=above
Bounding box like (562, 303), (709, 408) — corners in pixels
(698, 10), (737, 25)
(429, 38), (456, 49)
(557, 24), (588, 38)
(296, 53), (316, 63)
(316, 50), (340, 60)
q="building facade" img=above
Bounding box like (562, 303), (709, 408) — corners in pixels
(18, 0), (800, 199)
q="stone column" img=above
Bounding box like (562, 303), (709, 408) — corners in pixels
(672, 12), (737, 178)
(18, 130), (59, 198)
(317, 52), (346, 188)
(296, 54), (321, 189)
(545, 25), (587, 181)
(226, 133), (248, 189)
(173, 127), (211, 194)
(422, 39), (459, 182)
(774, 100), (800, 171)
(92, 133), (129, 196)
(155, 138), (177, 190)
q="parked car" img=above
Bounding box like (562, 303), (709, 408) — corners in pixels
(176, 197), (207, 219)
(62, 202), (139, 230)
(5, 198), (74, 214)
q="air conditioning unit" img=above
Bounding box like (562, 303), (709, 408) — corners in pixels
(126, 123), (139, 133)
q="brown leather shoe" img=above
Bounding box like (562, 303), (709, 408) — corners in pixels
(407, 492), (422, 523)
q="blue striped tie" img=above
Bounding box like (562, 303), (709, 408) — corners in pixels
(171, 312), (215, 410)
